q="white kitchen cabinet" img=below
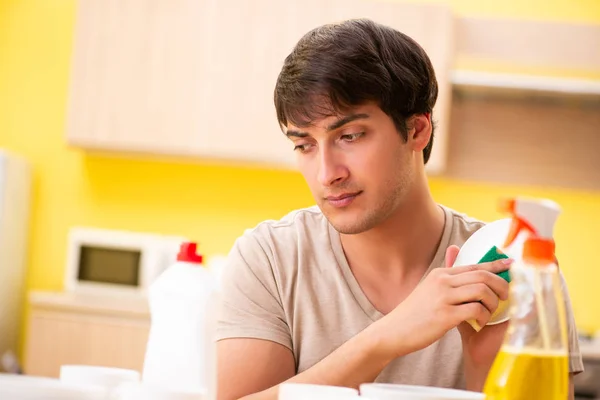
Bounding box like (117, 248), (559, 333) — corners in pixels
(66, 0), (454, 173)
(23, 291), (150, 378)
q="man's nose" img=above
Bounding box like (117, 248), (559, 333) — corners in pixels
(317, 147), (348, 187)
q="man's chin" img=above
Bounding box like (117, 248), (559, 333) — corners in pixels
(323, 211), (372, 235)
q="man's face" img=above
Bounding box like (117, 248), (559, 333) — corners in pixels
(285, 103), (417, 234)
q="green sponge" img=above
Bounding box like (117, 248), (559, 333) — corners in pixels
(478, 246), (511, 283)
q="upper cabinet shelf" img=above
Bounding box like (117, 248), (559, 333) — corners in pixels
(65, 0), (455, 173)
(451, 16), (600, 97)
(452, 71), (600, 97)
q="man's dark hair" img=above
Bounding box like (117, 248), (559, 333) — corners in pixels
(274, 18), (439, 164)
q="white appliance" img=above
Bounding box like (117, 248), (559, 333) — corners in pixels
(0, 150), (31, 369)
(65, 227), (187, 296)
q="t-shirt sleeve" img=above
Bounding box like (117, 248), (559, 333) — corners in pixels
(560, 272), (584, 375)
(215, 231), (292, 351)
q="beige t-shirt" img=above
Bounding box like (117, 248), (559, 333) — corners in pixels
(216, 205), (584, 389)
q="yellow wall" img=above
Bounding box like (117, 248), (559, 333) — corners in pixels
(1, 0), (600, 363)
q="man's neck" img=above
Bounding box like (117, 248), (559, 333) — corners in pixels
(339, 185), (446, 281)
(338, 183), (446, 314)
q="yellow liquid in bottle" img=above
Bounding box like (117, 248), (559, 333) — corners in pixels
(484, 346), (568, 400)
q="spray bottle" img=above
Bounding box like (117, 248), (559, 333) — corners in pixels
(483, 198), (569, 400)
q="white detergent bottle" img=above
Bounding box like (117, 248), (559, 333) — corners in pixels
(204, 255), (227, 400)
(142, 242), (218, 397)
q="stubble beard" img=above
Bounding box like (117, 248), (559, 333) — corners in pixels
(324, 170), (412, 235)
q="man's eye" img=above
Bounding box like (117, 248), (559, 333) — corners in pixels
(293, 143), (312, 152)
(341, 132), (364, 141)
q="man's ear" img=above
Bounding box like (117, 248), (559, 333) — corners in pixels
(407, 113), (432, 152)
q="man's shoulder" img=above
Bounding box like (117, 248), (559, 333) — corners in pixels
(245, 205), (326, 234)
(235, 205), (329, 250)
(226, 206), (332, 280)
(441, 205), (488, 245)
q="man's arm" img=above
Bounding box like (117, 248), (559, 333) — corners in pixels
(217, 259), (510, 400)
(218, 318), (398, 400)
(217, 339), (295, 400)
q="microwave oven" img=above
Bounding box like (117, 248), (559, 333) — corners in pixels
(64, 227), (188, 295)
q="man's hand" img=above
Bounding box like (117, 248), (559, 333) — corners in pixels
(380, 247), (511, 357)
(444, 245), (510, 391)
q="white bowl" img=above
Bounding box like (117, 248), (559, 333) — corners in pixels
(360, 383), (485, 400)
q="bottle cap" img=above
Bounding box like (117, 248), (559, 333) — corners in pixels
(176, 242), (203, 264)
(523, 237), (556, 264)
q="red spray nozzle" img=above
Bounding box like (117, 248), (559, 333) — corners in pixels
(498, 198), (516, 214)
(499, 198), (536, 247)
(504, 217), (536, 248)
(498, 197), (561, 264)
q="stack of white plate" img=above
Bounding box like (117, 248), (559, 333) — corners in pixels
(0, 373), (107, 399)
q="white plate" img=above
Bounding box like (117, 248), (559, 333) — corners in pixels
(452, 218), (519, 326)
(279, 383), (359, 400)
(360, 383), (485, 400)
(0, 373), (107, 400)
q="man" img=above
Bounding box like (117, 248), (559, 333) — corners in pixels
(215, 19), (583, 400)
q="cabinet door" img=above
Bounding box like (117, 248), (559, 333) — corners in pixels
(66, 0), (453, 171)
(24, 309), (150, 377)
(66, 0), (214, 158)
(66, 0), (299, 167)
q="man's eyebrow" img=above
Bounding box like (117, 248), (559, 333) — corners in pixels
(284, 113), (370, 138)
(326, 113), (370, 131)
(285, 130), (309, 138)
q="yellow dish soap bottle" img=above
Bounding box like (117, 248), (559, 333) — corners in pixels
(483, 197), (569, 400)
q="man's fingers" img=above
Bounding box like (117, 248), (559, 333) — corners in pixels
(445, 245), (460, 268)
(450, 270), (509, 301)
(448, 258), (512, 276)
(451, 283), (500, 314)
(456, 301), (492, 329)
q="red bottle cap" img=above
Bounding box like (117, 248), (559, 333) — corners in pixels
(176, 242), (203, 264)
(523, 238), (556, 265)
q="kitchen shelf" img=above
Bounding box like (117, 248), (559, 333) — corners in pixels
(451, 70), (600, 97)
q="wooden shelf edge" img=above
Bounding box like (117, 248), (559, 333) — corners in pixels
(451, 70), (600, 96)
(28, 290), (150, 319)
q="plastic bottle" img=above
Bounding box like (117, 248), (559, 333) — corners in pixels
(142, 242), (218, 397)
(483, 198), (569, 400)
(204, 255), (227, 400)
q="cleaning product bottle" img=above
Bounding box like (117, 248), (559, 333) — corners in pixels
(142, 242), (218, 398)
(483, 197), (569, 400)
